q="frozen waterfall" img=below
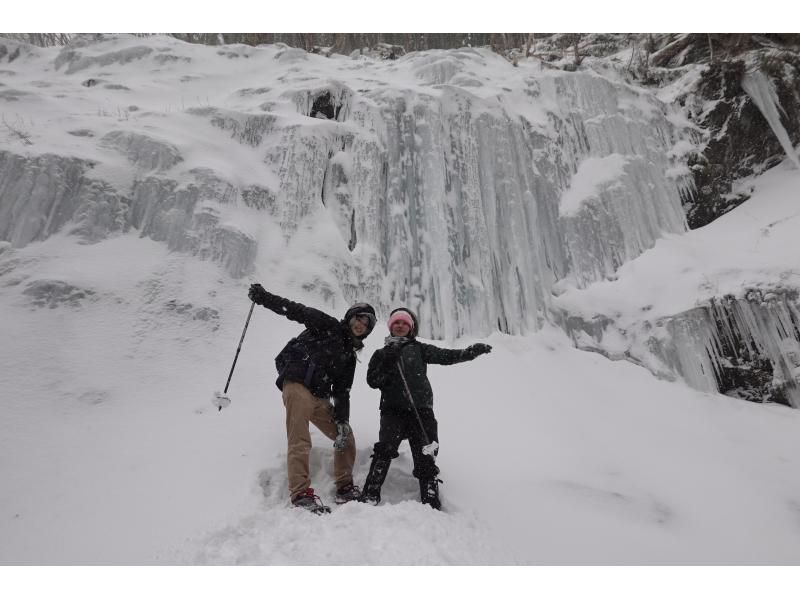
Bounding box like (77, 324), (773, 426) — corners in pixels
(0, 40), (691, 341)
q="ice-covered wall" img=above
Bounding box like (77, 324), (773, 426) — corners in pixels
(211, 50), (689, 339)
(562, 288), (800, 408)
(293, 60), (689, 338)
(0, 38), (690, 340)
(0, 151), (106, 246)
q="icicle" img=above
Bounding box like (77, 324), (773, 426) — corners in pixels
(660, 291), (800, 407)
(741, 69), (800, 170)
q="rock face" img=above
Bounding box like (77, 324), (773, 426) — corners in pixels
(680, 53), (800, 228)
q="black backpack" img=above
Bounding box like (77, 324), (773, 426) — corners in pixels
(276, 335), (308, 372)
(274, 325), (355, 395)
(274, 332), (318, 390)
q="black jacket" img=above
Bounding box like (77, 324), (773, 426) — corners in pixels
(367, 339), (477, 412)
(258, 289), (368, 422)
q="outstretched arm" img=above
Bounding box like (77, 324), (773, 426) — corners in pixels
(248, 283), (338, 331)
(421, 342), (492, 365)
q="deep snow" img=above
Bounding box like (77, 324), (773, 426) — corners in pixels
(2, 219), (800, 566)
(2, 32), (800, 581)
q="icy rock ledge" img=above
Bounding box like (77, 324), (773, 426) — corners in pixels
(0, 151), (99, 246)
(563, 287), (800, 407)
(99, 131), (183, 172)
(129, 174), (258, 279)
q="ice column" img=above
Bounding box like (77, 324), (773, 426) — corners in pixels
(741, 69), (800, 170)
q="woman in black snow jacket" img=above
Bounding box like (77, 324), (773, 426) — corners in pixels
(361, 307), (491, 510)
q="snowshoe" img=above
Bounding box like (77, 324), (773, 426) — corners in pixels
(420, 477), (442, 510)
(291, 488), (332, 515)
(360, 453), (391, 506)
(334, 482), (362, 505)
(359, 491), (381, 506)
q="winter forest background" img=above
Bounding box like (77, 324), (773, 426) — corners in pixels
(3, 2), (800, 594)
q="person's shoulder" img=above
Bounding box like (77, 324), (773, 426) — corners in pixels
(410, 339), (430, 353)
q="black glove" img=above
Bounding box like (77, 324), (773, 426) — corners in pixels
(382, 343), (402, 362)
(248, 283), (268, 306)
(467, 343), (492, 358)
(382, 336), (407, 363)
(333, 421), (352, 450)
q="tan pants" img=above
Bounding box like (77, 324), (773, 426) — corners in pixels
(282, 381), (356, 500)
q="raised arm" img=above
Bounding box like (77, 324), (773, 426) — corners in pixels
(248, 283), (339, 331)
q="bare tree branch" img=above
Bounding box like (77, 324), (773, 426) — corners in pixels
(2, 115), (33, 145)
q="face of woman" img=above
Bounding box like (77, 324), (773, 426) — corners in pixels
(390, 320), (411, 337)
(349, 315), (370, 337)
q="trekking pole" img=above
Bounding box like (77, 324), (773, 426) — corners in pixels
(213, 300), (256, 412)
(396, 362), (439, 457)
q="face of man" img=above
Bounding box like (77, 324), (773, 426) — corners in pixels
(390, 320), (411, 337)
(349, 315), (371, 338)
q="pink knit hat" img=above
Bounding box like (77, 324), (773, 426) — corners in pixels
(388, 310), (414, 332)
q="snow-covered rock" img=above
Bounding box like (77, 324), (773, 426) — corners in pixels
(0, 35), (691, 340)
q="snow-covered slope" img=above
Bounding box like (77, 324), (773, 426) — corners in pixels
(2, 35), (800, 566)
(2, 222), (800, 565)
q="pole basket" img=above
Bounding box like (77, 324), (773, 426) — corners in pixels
(212, 391), (232, 411)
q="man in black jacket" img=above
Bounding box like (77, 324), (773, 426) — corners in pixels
(362, 307), (491, 510)
(248, 283), (376, 514)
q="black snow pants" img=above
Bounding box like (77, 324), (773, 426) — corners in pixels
(362, 407), (441, 506)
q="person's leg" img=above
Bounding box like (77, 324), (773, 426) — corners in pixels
(282, 382), (317, 501)
(361, 410), (404, 504)
(408, 409), (441, 509)
(408, 408), (439, 478)
(309, 397), (356, 491)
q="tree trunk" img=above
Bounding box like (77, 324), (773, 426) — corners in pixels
(525, 33), (534, 57)
(565, 33), (582, 65)
(707, 33), (714, 63)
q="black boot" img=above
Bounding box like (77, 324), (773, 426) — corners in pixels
(360, 455), (391, 505)
(419, 477), (441, 510)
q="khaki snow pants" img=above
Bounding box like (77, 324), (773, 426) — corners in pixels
(282, 381), (355, 500)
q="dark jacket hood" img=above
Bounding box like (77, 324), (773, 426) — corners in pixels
(342, 302), (377, 339)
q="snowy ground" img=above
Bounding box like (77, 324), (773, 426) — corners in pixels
(3, 32), (800, 577)
(2, 203), (800, 567)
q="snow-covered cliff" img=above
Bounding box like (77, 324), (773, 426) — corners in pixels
(2, 34), (799, 405)
(0, 35), (690, 339)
